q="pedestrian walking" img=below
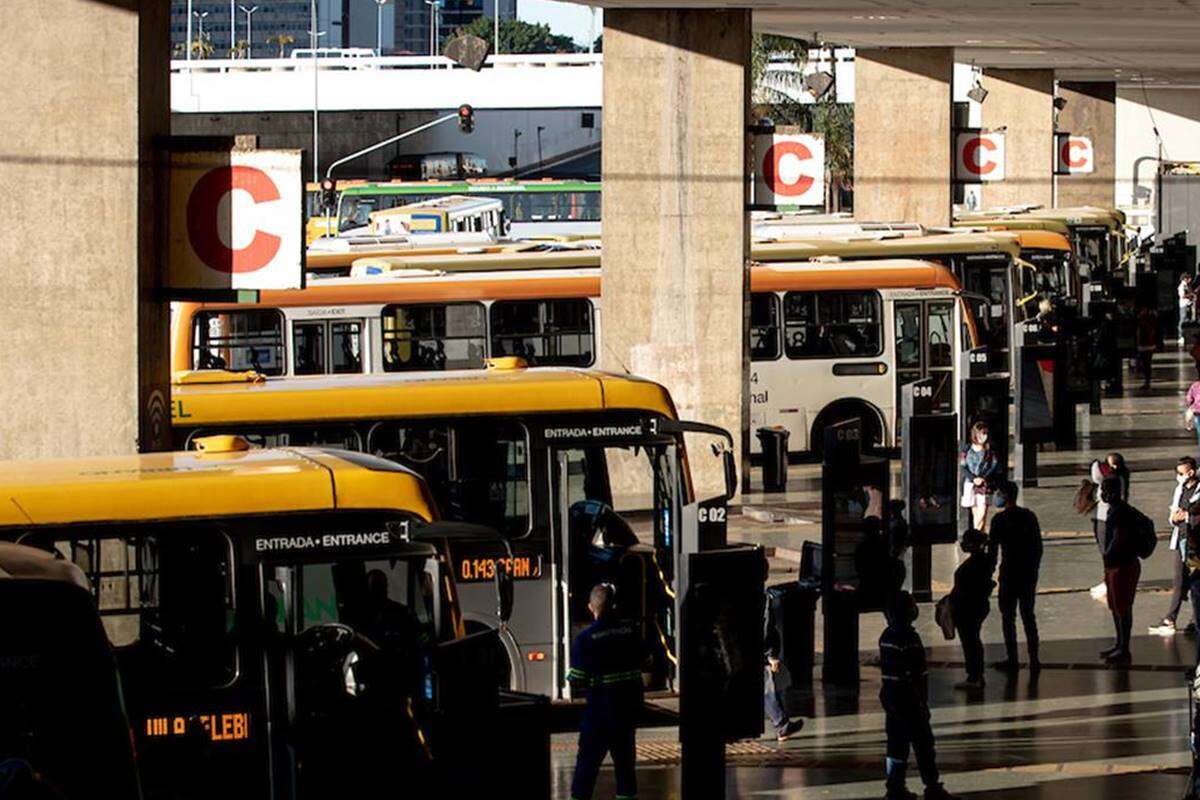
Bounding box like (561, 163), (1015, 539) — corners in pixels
(1135, 306), (1158, 388)
(948, 529), (995, 690)
(960, 421), (1000, 533)
(1099, 478), (1156, 664)
(568, 583), (643, 800)
(1150, 457), (1200, 637)
(763, 590), (804, 742)
(987, 480), (1043, 672)
(879, 591), (959, 800)
(1186, 371), (1200, 453)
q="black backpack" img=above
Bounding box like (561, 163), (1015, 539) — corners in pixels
(1136, 510), (1158, 559)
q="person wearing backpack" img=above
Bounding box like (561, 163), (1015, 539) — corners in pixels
(1099, 477), (1155, 664)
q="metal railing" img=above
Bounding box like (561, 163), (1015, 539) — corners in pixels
(170, 52), (603, 75)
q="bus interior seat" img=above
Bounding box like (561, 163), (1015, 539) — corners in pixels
(0, 579), (141, 798)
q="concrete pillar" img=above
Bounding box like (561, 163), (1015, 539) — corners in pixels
(854, 48), (953, 227)
(601, 9), (750, 496)
(1056, 81), (1116, 208)
(0, 1), (170, 459)
(980, 69), (1055, 209)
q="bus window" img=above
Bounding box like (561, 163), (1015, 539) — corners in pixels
(294, 321), (326, 375)
(367, 421), (530, 538)
(196, 426), (363, 451)
(784, 291), (882, 359)
(193, 310), (285, 375)
(750, 293), (781, 361)
(49, 529), (236, 689)
(489, 299), (594, 367)
(381, 303), (487, 372)
(332, 322), (363, 374)
(927, 302), (954, 412)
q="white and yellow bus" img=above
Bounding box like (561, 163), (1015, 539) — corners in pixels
(173, 251), (980, 456)
(956, 205), (1127, 280)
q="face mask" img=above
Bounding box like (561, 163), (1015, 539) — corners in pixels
(995, 496), (1008, 509)
(1180, 474), (1191, 485)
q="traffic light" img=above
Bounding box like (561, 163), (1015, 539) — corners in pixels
(319, 178), (337, 215)
(457, 104), (475, 134)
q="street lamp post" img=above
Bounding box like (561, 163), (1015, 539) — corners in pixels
(375, 0), (390, 57)
(239, 5), (259, 58)
(309, 0), (327, 183)
(230, 0), (236, 54)
(186, 0), (194, 61)
(194, 10), (210, 56)
(423, 0), (442, 58)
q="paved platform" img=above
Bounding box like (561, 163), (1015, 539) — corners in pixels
(552, 349), (1200, 799)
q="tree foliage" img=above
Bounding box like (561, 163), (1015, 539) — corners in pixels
(446, 17), (579, 54)
(750, 33), (854, 209)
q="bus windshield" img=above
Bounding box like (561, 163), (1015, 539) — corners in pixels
(1021, 250), (1070, 302)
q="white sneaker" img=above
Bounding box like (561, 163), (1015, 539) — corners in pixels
(1149, 619), (1179, 636)
(1090, 582), (1108, 600)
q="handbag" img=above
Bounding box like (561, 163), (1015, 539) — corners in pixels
(1074, 479), (1099, 515)
(934, 596), (956, 641)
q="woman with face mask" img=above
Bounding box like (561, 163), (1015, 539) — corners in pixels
(960, 421), (1000, 533)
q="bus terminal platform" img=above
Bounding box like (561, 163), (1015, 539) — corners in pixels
(551, 347), (1200, 799)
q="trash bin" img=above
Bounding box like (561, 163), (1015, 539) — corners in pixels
(766, 580), (819, 711)
(757, 426), (790, 493)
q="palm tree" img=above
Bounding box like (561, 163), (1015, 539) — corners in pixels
(191, 35), (215, 60)
(268, 33), (295, 58)
(230, 39), (250, 59)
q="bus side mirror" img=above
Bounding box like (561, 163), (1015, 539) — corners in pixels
(494, 561), (514, 624)
(720, 446), (737, 503)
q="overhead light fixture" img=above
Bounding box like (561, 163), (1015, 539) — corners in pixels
(967, 84), (989, 103)
(803, 70), (835, 100)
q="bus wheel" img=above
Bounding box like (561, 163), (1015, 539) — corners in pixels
(811, 403), (882, 458)
(463, 620), (513, 689)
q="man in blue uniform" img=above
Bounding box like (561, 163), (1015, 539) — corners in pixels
(568, 583), (644, 800)
(880, 591), (958, 800)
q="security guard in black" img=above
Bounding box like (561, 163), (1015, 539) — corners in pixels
(568, 583), (643, 800)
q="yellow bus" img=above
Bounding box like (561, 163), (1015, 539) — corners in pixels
(0, 440), (516, 799)
(956, 206), (1127, 279)
(170, 364), (739, 701)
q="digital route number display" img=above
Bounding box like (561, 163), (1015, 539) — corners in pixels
(143, 712), (251, 742)
(458, 555), (542, 583)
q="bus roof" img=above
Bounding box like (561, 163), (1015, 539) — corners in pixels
(950, 218), (1072, 237)
(957, 206), (1123, 230)
(171, 366), (678, 426)
(751, 232), (1022, 262)
(749, 259), (962, 293)
(1011, 230), (1072, 251)
(317, 179), (601, 196)
(0, 447), (437, 528)
(353, 249), (602, 274)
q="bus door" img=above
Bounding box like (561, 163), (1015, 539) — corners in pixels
(894, 297), (957, 420)
(256, 531), (450, 798)
(292, 318), (367, 376)
(548, 433), (681, 699)
(956, 255), (1014, 375)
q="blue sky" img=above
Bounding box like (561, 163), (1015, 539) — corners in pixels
(518, 0), (601, 47)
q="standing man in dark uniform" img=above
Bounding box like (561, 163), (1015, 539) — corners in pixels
(879, 591), (958, 800)
(987, 481), (1044, 672)
(568, 583), (644, 800)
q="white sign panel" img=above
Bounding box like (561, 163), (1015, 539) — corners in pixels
(168, 149), (304, 290)
(754, 134), (825, 207)
(955, 131), (1006, 182)
(1056, 135), (1094, 174)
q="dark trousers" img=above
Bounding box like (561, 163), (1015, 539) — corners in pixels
(1136, 350), (1153, 384)
(571, 695), (638, 800)
(1167, 554), (1189, 624)
(999, 580), (1039, 665)
(956, 613), (987, 681)
(881, 689), (940, 790)
(764, 666), (787, 732)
